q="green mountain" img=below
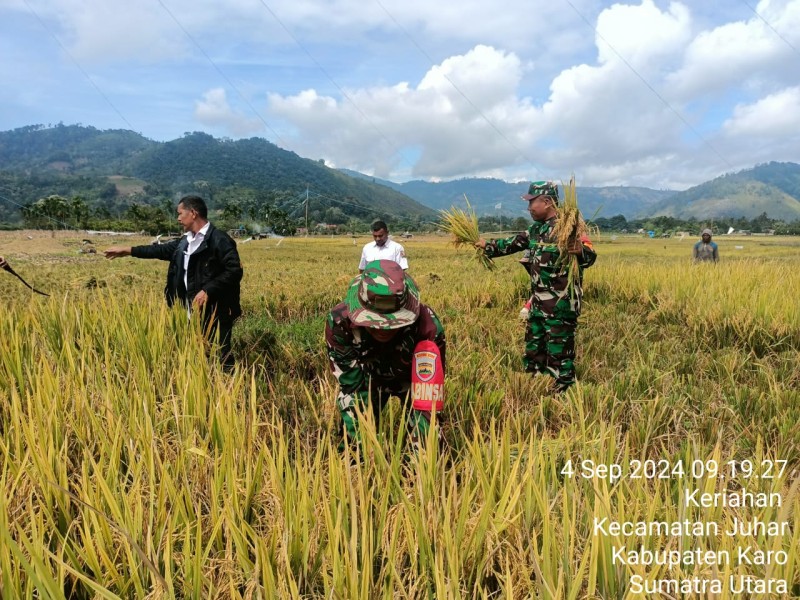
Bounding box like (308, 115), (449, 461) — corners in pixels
(340, 171), (672, 219)
(346, 163), (800, 222)
(0, 123), (154, 173)
(3, 125), (799, 224)
(646, 162), (800, 221)
(0, 124), (435, 222)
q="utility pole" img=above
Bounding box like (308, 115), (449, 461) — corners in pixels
(305, 186), (309, 237)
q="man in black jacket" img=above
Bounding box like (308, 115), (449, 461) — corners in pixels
(104, 195), (243, 369)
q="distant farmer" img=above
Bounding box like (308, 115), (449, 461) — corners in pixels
(693, 228), (719, 263)
(359, 220), (408, 273)
(326, 259), (445, 450)
(476, 181), (596, 393)
(104, 195), (243, 369)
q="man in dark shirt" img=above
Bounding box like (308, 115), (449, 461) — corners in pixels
(104, 195), (243, 369)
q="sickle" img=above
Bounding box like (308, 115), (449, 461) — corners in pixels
(2, 262), (50, 296)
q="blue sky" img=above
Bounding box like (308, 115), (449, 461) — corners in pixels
(1, 0), (799, 189)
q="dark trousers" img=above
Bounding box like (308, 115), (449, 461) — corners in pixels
(203, 314), (235, 371)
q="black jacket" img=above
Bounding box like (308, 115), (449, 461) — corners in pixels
(132, 223), (243, 322)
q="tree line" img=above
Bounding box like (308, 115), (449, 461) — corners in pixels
(589, 213), (800, 236)
(9, 189), (439, 237)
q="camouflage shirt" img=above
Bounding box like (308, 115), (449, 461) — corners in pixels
(484, 217), (597, 317)
(325, 303), (446, 407)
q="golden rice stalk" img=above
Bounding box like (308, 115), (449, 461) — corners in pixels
(439, 195), (495, 270)
(551, 175), (589, 296)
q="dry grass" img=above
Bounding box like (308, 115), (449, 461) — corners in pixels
(439, 195), (496, 270)
(1, 230), (798, 598)
(550, 176), (590, 296)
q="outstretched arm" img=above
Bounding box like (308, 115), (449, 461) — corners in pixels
(479, 231), (530, 258)
(103, 246), (132, 259)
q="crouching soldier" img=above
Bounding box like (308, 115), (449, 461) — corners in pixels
(476, 181), (596, 393)
(325, 259), (445, 450)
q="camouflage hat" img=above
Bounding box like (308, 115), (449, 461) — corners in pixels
(345, 260), (420, 329)
(521, 180), (559, 204)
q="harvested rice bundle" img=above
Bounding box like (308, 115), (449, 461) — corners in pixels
(439, 195), (495, 270)
(551, 175), (589, 296)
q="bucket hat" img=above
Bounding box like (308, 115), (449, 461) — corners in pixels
(345, 260), (420, 329)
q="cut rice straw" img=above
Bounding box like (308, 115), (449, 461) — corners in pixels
(551, 175), (589, 298)
(439, 194), (495, 270)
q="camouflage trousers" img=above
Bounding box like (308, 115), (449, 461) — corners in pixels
(523, 309), (578, 392)
(339, 385), (433, 450)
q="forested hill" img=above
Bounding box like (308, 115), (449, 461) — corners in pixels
(3, 125), (800, 224)
(341, 171), (674, 218)
(131, 133), (433, 218)
(343, 164), (800, 221)
(646, 162), (800, 221)
(0, 124), (435, 221)
(0, 124), (154, 173)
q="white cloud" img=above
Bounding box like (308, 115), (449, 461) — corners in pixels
(3, 0), (800, 188)
(194, 88), (264, 137)
(723, 87), (800, 136)
(266, 1), (761, 187)
(668, 0), (800, 99)
(595, 0), (691, 67)
(38, 0), (186, 63)
(266, 45), (540, 180)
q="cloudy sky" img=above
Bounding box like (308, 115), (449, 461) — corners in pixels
(1, 0), (799, 189)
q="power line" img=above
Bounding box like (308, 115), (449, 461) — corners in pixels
(738, 0), (799, 56)
(20, 0), (136, 131)
(373, 0), (547, 180)
(307, 190), (373, 212)
(253, 0), (417, 175)
(281, 189), (374, 214)
(0, 190), (79, 230)
(560, 0), (735, 172)
(154, 0), (288, 147)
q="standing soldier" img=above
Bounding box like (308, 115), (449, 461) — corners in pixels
(476, 181), (596, 393)
(325, 259), (445, 450)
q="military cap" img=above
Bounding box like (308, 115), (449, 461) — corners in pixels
(521, 181), (559, 204)
(346, 260), (420, 329)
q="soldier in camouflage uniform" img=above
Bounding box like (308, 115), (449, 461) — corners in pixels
(325, 259), (446, 448)
(477, 181), (596, 392)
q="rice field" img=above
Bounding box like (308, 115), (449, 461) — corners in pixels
(1, 230), (798, 598)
